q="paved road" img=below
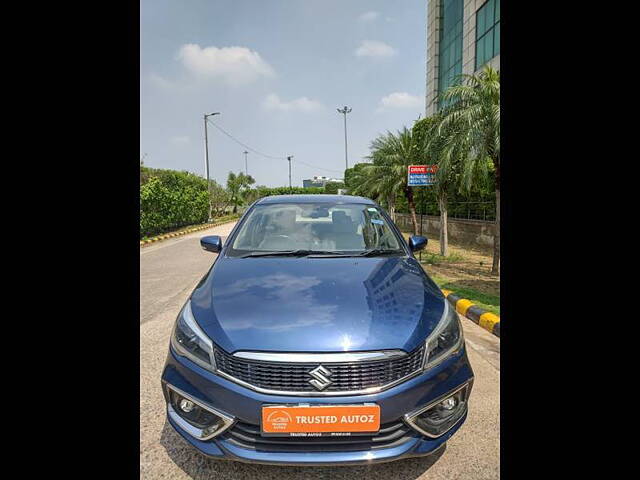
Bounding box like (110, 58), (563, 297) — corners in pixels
(140, 221), (500, 479)
(140, 222), (237, 325)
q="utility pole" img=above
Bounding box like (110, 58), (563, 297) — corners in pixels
(203, 112), (220, 221)
(287, 156), (293, 194)
(243, 150), (249, 175)
(337, 106), (352, 170)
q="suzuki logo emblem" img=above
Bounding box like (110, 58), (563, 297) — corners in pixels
(308, 365), (333, 391)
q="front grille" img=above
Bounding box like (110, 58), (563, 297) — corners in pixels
(222, 420), (415, 452)
(213, 346), (424, 394)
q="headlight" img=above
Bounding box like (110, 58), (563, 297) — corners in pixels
(423, 300), (464, 370)
(170, 300), (216, 372)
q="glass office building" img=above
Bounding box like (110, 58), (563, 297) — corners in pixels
(426, 0), (500, 115)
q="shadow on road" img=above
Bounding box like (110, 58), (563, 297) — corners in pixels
(160, 419), (446, 480)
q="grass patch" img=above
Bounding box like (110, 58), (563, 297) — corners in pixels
(418, 252), (465, 265)
(429, 274), (500, 315)
(399, 229), (499, 314)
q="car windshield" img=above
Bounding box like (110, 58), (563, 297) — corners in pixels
(228, 202), (404, 257)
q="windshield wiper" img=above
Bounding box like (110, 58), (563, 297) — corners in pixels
(239, 249), (403, 258)
(239, 249), (348, 258)
(357, 249), (404, 257)
(306, 250), (356, 257)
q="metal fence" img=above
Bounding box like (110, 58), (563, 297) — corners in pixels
(410, 201), (496, 221)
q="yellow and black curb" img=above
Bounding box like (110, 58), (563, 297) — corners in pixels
(139, 216), (240, 248)
(441, 289), (500, 338)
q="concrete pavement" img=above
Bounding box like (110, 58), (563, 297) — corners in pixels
(140, 222), (237, 325)
(140, 221), (500, 479)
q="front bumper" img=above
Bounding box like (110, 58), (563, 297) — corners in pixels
(161, 345), (474, 466)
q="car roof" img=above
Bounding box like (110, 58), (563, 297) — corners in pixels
(256, 194), (377, 205)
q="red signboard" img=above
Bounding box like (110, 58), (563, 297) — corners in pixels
(409, 165), (438, 174)
(408, 165), (438, 186)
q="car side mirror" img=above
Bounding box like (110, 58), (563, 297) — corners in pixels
(201, 235), (223, 253)
(408, 235), (428, 252)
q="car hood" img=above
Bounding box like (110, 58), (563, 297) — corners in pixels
(190, 255), (446, 354)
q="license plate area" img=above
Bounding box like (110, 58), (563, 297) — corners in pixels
(261, 404), (380, 437)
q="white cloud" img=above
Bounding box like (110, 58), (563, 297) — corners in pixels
(358, 11), (379, 23)
(177, 44), (275, 85)
(170, 136), (190, 145)
(377, 92), (423, 111)
(263, 93), (324, 113)
(354, 40), (397, 58)
(148, 73), (174, 89)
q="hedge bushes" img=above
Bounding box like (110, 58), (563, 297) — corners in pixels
(253, 186), (326, 197)
(140, 166), (346, 238)
(140, 167), (210, 238)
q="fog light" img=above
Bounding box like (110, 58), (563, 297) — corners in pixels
(441, 397), (457, 410)
(165, 384), (235, 440)
(180, 399), (195, 413)
(202, 423), (221, 437)
(405, 381), (472, 438)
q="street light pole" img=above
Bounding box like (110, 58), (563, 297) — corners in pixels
(337, 106), (352, 170)
(243, 150), (249, 175)
(287, 156), (293, 193)
(203, 112), (220, 221)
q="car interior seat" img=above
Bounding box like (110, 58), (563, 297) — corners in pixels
(331, 211), (365, 250)
(258, 209), (298, 250)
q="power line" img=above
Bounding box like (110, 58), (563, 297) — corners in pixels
(206, 119), (344, 175)
(295, 159), (344, 175)
(206, 119), (286, 160)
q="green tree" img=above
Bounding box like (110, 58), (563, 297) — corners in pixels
(365, 127), (420, 234)
(344, 163), (369, 193)
(429, 65), (500, 273)
(209, 180), (231, 217)
(414, 115), (464, 256)
(226, 172), (256, 213)
(349, 158), (399, 222)
(242, 185), (263, 206)
(323, 181), (345, 194)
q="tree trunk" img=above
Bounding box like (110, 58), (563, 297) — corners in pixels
(491, 186), (500, 275)
(438, 192), (448, 257)
(405, 187), (419, 235)
(387, 194), (396, 222)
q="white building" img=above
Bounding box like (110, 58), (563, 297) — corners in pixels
(303, 176), (343, 188)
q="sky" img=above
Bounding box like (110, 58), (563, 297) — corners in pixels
(140, 0), (427, 187)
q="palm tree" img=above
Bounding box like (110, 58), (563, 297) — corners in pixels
(349, 157), (398, 222)
(429, 65), (500, 274)
(226, 172), (256, 213)
(413, 115), (460, 256)
(366, 127), (420, 235)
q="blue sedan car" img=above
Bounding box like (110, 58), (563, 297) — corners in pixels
(161, 195), (474, 465)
